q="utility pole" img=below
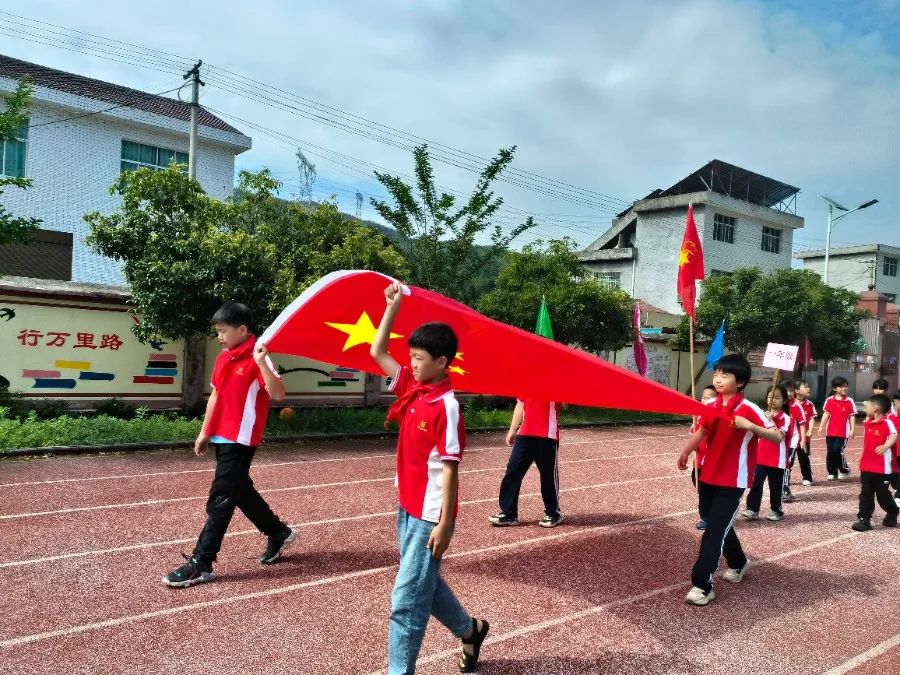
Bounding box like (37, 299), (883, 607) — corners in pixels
(184, 60), (204, 181)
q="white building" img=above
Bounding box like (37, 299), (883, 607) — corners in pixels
(795, 244), (900, 303)
(578, 160), (805, 315)
(0, 54), (251, 285)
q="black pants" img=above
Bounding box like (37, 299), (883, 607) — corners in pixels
(858, 471), (900, 521)
(691, 483), (747, 593)
(193, 443), (285, 563)
(746, 465), (785, 514)
(891, 473), (900, 493)
(498, 435), (560, 518)
(826, 436), (850, 476)
(796, 439), (813, 482)
(783, 447), (797, 493)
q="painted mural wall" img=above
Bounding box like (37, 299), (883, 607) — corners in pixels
(1, 287), (375, 406)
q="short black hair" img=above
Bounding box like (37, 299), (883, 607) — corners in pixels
(873, 378), (889, 391)
(701, 385), (717, 395)
(831, 376), (849, 389)
(770, 383), (790, 414)
(783, 379), (795, 391)
(713, 354), (752, 391)
(408, 322), (458, 365)
(795, 379), (810, 388)
(211, 302), (253, 329)
(867, 393), (891, 415)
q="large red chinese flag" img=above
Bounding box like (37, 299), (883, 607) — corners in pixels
(677, 204), (705, 321)
(260, 270), (709, 417)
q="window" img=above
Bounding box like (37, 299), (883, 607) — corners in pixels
(885, 293), (897, 303)
(121, 140), (188, 174)
(593, 271), (621, 289)
(1, 120), (27, 178)
(712, 213), (735, 244)
(761, 226), (782, 254)
(883, 256), (898, 277)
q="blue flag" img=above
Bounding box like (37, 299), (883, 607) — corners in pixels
(706, 320), (726, 370)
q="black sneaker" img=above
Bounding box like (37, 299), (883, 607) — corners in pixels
(488, 512), (518, 527)
(162, 553), (215, 588)
(851, 518), (873, 532)
(539, 513), (564, 528)
(883, 513), (898, 528)
(695, 518), (707, 530)
(259, 527), (296, 564)
(782, 492), (796, 503)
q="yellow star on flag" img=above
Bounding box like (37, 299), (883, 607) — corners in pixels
(449, 365), (467, 376)
(326, 311), (402, 351)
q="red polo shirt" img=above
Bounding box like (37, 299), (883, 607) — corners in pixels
(788, 401), (806, 448)
(517, 399), (561, 441)
(823, 395), (856, 438)
(206, 335), (279, 447)
(798, 398), (816, 433)
(699, 394), (773, 489)
(757, 411), (791, 469)
(860, 417), (898, 475)
(390, 366), (465, 523)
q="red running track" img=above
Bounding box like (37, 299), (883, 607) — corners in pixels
(1, 425), (898, 674)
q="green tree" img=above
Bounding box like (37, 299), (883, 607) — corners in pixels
(371, 144), (535, 305)
(477, 239), (633, 353)
(675, 267), (865, 360)
(0, 79), (41, 245)
(86, 167), (408, 413)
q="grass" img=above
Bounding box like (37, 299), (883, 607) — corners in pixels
(0, 404), (688, 451)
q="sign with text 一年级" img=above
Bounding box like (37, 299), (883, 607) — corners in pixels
(762, 343), (799, 371)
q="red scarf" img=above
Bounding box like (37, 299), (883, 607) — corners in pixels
(385, 376), (453, 428)
(703, 392), (744, 461)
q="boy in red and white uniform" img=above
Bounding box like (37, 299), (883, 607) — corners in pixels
(794, 379), (817, 485)
(677, 354), (781, 606)
(851, 394), (899, 531)
(782, 380), (807, 502)
(490, 398), (564, 528)
(819, 376), (857, 480)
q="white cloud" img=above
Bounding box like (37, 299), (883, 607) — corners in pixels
(5, 0), (900, 249)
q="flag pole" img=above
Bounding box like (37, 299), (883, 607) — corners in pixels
(689, 315), (700, 494)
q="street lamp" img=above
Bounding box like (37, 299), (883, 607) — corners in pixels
(818, 195), (878, 285)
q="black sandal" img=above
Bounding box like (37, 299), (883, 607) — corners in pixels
(458, 617), (489, 673)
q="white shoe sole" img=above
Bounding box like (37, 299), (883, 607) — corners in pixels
(685, 589), (716, 606)
(539, 516), (564, 528)
(724, 560), (752, 583)
(260, 529), (297, 564)
(162, 571), (216, 588)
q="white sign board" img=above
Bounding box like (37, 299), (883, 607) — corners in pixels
(762, 343), (799, 371)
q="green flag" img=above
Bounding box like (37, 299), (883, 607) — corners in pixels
(535, 295), (554, 340)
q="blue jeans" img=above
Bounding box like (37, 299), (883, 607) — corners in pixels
(388, 508), (472, 675)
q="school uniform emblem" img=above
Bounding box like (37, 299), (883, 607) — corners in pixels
(417, 420), (428, 432)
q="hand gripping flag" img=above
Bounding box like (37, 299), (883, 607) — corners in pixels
(260, 270), (710, 417)
(677, 204), (705, 321)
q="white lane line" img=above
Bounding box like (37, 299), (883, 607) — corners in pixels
(386, 531), (861, 674)
(0, 471), (689, 568)
(0, 450), (681, 520)
(821, 632), (900, 675)
(0, 506), (698, 648)
(0, 433), (680, 488)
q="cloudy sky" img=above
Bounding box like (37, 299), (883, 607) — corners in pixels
(3, 0), (898, 252)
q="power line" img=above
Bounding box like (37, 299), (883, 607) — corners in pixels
(0, 10), (630, 213)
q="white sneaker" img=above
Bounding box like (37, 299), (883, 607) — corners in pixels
(723, 560), (752, 583)
(802, 480), (812, 486)
(685, 586), (716, 606)
(837, 473), (848, 481)
(742, 509), (759, 520)
(827, 475), (836, 481)
(894, 497), (900, 509)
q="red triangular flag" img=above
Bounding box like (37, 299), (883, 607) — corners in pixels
(677, 204), (705, 321)
(260, 270), (710, 417)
